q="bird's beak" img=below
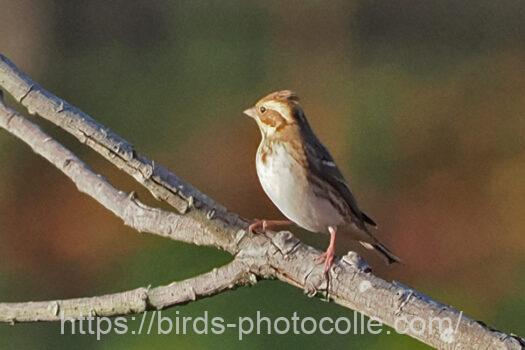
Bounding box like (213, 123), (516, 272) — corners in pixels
(243, 107), (257, 119)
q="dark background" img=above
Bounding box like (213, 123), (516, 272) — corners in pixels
(1, 1), (524, 349)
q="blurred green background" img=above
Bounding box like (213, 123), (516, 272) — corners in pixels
(1, 1), (524, 349)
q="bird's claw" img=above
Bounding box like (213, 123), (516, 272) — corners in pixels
(248, 219), (293, 234)
(248, 219), (267, 234)
(316, 249), (335, 273)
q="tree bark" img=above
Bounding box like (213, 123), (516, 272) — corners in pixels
(0, 54), (523, 349)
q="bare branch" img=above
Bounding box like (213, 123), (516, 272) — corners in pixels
(0, 54), (523, 349)
(0, 100), (236, 251)
(0, 54), (247, 253)
(0, 259), (253, 322)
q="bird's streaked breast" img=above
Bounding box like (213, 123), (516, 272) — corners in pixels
(255, 141), (346, 233)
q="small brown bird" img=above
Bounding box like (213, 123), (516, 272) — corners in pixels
(244, 90), (400, 272)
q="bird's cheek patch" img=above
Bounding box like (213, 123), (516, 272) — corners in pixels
(260, 113), (286, 129)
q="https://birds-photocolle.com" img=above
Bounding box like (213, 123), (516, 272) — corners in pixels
(243, 90), (400, 273)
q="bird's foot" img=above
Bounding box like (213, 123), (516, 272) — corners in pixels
(248, 219), (266, 234)
(248, 219), (293, 234)
(316, 246), (336, 273)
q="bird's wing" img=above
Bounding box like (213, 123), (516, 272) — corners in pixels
(304, 136), (376, 229)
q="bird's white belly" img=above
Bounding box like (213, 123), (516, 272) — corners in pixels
(256, 144), (344, 233)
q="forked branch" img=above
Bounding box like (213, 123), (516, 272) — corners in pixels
(0, 54), (522, 349)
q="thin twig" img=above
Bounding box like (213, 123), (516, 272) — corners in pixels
(0, 259), (253, 322)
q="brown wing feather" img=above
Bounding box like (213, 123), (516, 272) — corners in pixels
(361, 212), (377, 227)
(298, 117), (374, 230)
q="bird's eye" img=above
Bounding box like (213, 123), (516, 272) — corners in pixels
(259, 106), (267, 113)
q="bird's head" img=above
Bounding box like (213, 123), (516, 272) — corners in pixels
(243, 90), (306, 139)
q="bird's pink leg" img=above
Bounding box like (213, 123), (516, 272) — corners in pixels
(248, 219), (294, 234)
(316, 226), (337, 273)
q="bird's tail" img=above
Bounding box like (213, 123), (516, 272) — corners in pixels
(360, 241), (401, 265)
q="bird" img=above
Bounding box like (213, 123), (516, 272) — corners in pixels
(243, 90), (400, 272)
